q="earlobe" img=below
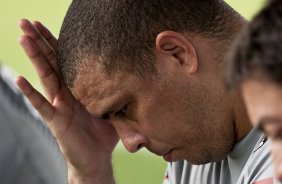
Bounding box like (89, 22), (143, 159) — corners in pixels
(155, 31), (198, 74)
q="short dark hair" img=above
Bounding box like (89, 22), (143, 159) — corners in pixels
(57, 0), (242, 88)
(225, 0), (282, 89)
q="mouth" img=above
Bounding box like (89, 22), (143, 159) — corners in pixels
(162, 149), (174, 162)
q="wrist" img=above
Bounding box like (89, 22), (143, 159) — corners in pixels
(68, 158), (115, 184)
(68, 173), (115, 184)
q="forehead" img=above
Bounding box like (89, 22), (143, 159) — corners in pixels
(242, 79), (282, 125)
(71, 64), (138, 115)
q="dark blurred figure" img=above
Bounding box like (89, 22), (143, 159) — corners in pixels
(0, 65), (67, 183)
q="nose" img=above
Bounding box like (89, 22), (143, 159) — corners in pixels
(117, 126), (149, 153)
(277, 168), (282, 183)
(271, 139), (282, 182)
(274, 152), (282, 182)
(121, 132), (148, 153)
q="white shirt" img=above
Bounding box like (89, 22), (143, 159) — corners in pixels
(163, 128), (281, 184)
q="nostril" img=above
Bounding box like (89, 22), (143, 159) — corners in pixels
(137, 143), (145, 151)
(120, 132), (148, 153)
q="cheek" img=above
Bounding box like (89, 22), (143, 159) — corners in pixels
(135, 86), (190, 142)
(245, 105), (257, 127)
(135, 103), (179, 142)
(242, 94), (260, 126)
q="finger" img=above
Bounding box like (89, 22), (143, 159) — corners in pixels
(33, 20), (59, 73)
(16, 76), (55, 123)
(33, 20), (58, 50)
(18, 19), (58, 73)
(19, 35), (61, 102)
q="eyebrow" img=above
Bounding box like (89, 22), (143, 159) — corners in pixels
(98, 92), (131, 120)
(99, 99), (123, 120)
(256, 117), (282, 132)
(100, 105), (116, 120)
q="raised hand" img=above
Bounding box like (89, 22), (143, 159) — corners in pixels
(17, 19), (118, 183)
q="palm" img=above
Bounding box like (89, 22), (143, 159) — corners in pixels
(51, 86), (118, 172)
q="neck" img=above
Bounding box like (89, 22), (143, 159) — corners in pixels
(233, 91), (253, 142)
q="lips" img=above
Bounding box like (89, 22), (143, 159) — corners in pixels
(163, 149), (173, 162)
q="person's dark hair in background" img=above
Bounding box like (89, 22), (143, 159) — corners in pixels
(225, 0), (282, 181)
(225, 0), (282, 88)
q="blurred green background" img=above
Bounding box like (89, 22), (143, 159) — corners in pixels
(0, 1), (265, 183)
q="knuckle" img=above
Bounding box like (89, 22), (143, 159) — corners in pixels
(46, 50), (56, 61)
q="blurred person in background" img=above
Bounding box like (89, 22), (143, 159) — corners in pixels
(0, 65), (67, 183)
(225, 0), (282, 181)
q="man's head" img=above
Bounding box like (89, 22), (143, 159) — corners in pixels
(57, 0), (246, 164)
(58, 0), (243, 88)
(225, 0), (282, 180)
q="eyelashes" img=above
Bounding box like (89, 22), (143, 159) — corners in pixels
(115, 105), (128, 117)
(101, 105), (128, 120)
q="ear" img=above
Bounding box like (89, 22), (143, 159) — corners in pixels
(155, 31), (198, 74)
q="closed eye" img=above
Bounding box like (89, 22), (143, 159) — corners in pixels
(115, 105), (128, 117)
